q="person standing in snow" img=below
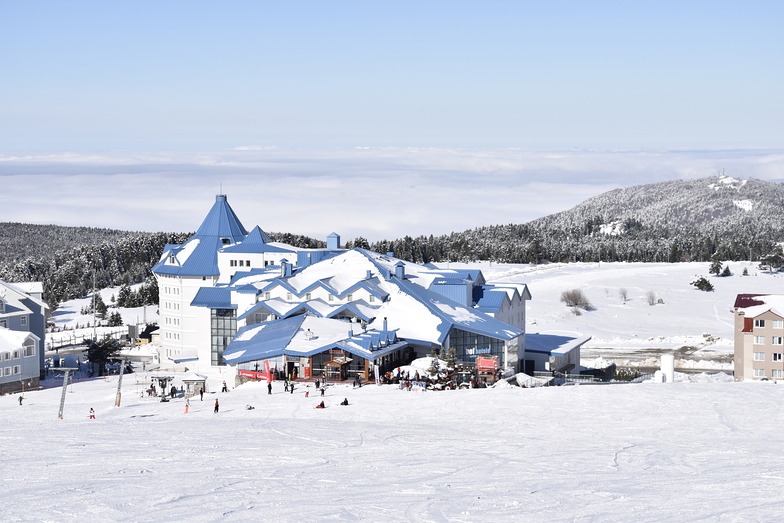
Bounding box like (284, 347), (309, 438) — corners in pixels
(267, 382), (272, 395)
(185, 398), (190, 414)
(89, 408), (95, 419)
(214, 399), (219, 413)
(290, 382), (294, 394)
(18, 395), (23, 406)
(199, 388), (204, 401)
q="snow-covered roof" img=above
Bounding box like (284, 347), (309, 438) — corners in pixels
(525, 333), (591, 356)
(735, 294), (784, 319)
(0, 327), (38, 352)
(223, 316), (403, 365)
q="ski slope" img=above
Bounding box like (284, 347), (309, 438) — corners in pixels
(3, 374), (784, 522)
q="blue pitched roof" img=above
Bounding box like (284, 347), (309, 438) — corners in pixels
(153, 195), (249, 277)
(195, 195), (248, 241)
(223, 316), (404, 365)
(190, 287), (236, 309)
(221, 226), (294, 254)
(473, 285), (509, 313)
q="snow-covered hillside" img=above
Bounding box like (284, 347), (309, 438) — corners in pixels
(4, 373), (784, 521)
(448, 260), (777, 370)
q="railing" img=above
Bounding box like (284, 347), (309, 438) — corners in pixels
(46, 328), (127, 351)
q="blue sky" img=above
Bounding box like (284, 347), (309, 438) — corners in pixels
(0, 2), (782, 238)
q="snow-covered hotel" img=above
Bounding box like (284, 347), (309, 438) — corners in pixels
(153, 195), (530, 381)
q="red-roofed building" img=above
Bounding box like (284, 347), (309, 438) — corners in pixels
(734, 294), (784, 381)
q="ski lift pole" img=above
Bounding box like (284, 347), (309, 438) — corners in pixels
(115, 358), (126, 407)
(58, 369), (72, 419)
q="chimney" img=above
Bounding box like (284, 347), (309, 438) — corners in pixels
(383, 317), (388, 332)
(365, 270), (372, 279)
(280, 259), (292, 278)
(395, 262), (405, 279)
(327, 232), (340, 250)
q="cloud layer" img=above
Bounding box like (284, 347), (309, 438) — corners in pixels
(1, 147), (782, 242)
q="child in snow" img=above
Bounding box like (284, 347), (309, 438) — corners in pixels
(315, 401), (325, 409)
(214, 399), (219, 413)
(89, 408), (95, 419)
(340, 398), (349, 406)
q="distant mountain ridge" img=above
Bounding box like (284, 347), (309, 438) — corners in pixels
(353, 175), (784, 264)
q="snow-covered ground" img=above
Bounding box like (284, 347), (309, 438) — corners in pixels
(446, 260), (775, 370)
(5, 373), (784, 521)
(47, 284), (158, 348)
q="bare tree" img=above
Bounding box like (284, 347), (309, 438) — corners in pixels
(647, 291), (656, 306)
(619, 288), (628, 302)
(561, 289), (593, 311)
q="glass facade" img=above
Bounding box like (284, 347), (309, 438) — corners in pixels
(448, 328), (505, 364)
(211, 308), (237, 366)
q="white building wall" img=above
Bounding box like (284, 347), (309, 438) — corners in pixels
(157, 274), (217, 362)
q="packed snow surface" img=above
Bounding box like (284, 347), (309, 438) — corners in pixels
(5, 375), (784, 521)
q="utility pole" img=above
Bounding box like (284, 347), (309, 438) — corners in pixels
(115, 359), (126, 407)
(57, 369), (72, 419)
(92, 272), (97, 342)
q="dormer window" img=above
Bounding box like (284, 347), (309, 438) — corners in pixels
(0, 299), (4, 313)
(305, 293), (312, 300)
(221, 238), (231, 245)
(168, 254), (176, 264)
(346, 294), (353, 302)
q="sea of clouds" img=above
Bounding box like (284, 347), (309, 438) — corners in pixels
(1, 146), (782, 242)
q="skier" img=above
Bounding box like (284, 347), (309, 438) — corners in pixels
(284, 381), (289, 393)
(320, 387), (325, 397)
(184, 398), (190, 414)
(18, 395), (23, 406)
(89, 408), (95, 419)
(222, 380), (228, 392)
(268, 382), (272, 395)
(214, 399), (219, 414)
(199, 388), (204, 401)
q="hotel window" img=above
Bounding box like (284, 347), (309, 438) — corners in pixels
(754, 336), (765, 345)
(370, 295), (375, 303)
(12, 351), (19, 359)
(754, 352), (765, 361)
(264, 292), (271, 300)
(347, 294), (353, 302)
(754, 368), (766, 378)
(775, 320), (784, 329)
(755, 319), (766, 328)
(23, 340), (35, 357)
(13, 365), (20, 375)
(329, 294), (334, 302)
(0, 320), (6, 328)
(246, 260), (250, 267)
(774, 369), (783, 379)
(305, 293), (311, 300)
(0, 299), (4, 312)
(3, 367), (10, 376)
(287, 293), (292, 300)
(774, 337), (784, 345)
(20, 316), (27, 326)
(773, 353), (783, 362)
(239, 260), (244, 267)
(2, 352), (9, 361)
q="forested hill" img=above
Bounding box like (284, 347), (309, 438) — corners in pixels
(0, 223), (324, 309)
(0, 223), (133, 265)
(348, 175), (784, 264)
